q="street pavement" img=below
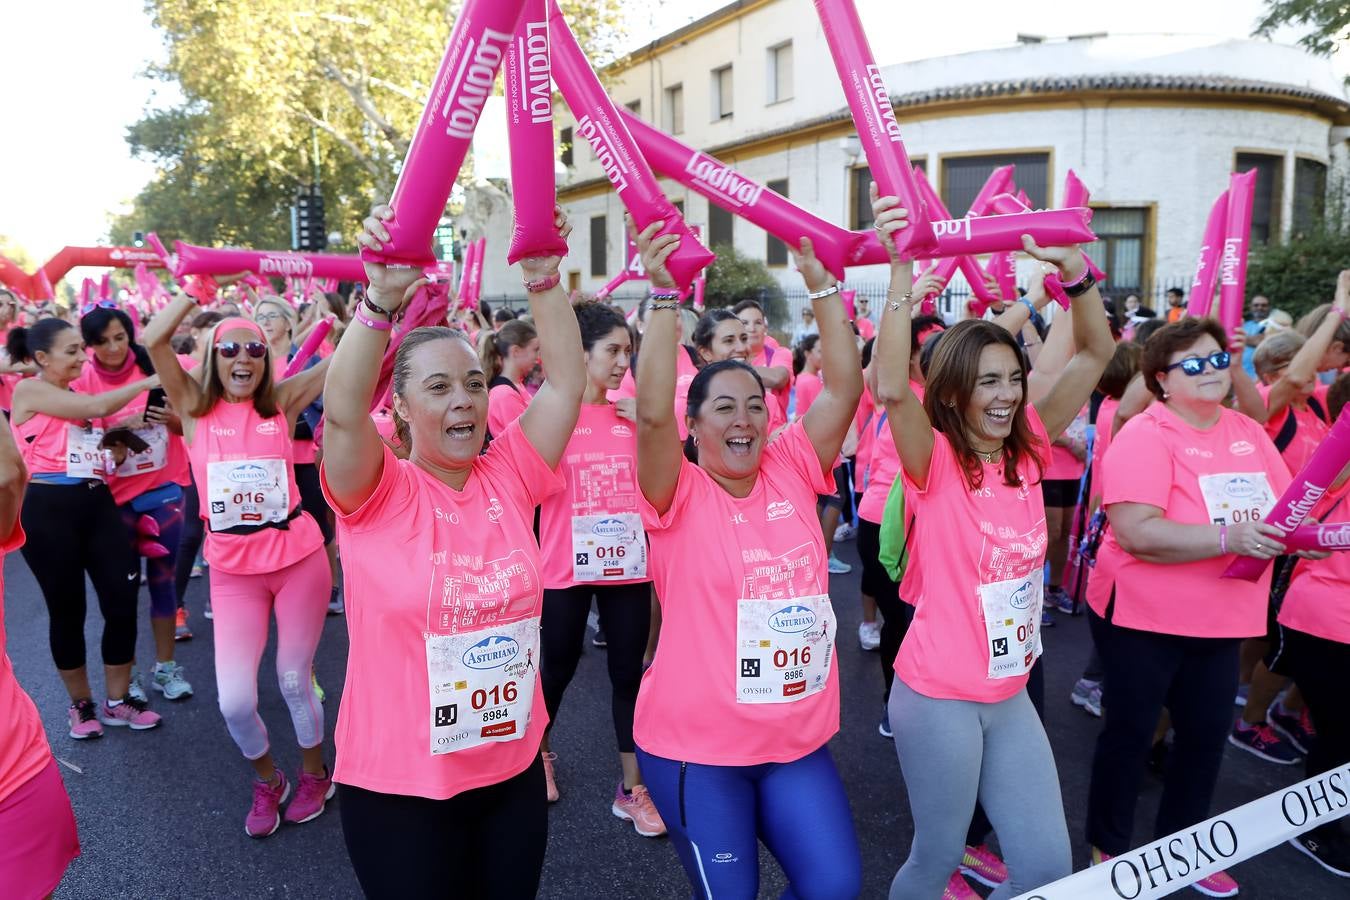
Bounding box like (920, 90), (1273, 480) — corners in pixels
(6, 539), (1347, 899)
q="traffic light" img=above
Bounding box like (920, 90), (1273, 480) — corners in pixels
(294, 185), (327, 252)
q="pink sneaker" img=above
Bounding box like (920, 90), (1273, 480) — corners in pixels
(98, 696), (162, 730)
(542, 752), (559, 803)
(68, 699), (104, 740)
(961, 843), (1008, 888)
(612, 783), (667, 837)
(943, 871), (980, 899)
(245, 771), (290, 838)
(1192, 869), (1239, 897)
(284, 768), (335, 825)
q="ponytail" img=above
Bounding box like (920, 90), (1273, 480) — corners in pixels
(479, 319), (537, 382)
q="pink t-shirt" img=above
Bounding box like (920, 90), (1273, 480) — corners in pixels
(794, 372), (823, 422)
(635, 423), (839, 765)
(1045, 404), (1088, 481)
(12, 410), (84, 476)
(0, 523), (49, 805)
(1089, 397), (1120, 502)
(321, 423), (563, 800)
(1086, 404), (1291, 637)
(75, 354), (196, 505)
(752, 344), (794, 413)
(1280, 481), (1350, 643)
(857, 409), (899, 524)
(1257, 383), (1329, 477)
(186, 399), (324, 575)
(894, 408), (1052, 703)
(856, 317), (876, 341)
(487, 382), (529, 440)
(539, 403), (647, 589)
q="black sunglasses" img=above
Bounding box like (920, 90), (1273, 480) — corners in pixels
(1163, 350), (1231, 376)
(215, 341), (268, 360)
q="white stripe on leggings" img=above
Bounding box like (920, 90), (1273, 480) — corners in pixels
(688, 838), (715, 899)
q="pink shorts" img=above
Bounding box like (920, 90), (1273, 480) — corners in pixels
(0, 758), (80, 899)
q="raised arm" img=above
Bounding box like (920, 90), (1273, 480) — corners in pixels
(0, 410), (25, 539)
(1028, 241), (1115, 441)
(634, 218), (686, 516)
(143, 292), (206, 422)
(1265, 270), (1350, 421)
(276, 356), (333, 420)
(516, 207), (584, 469)
(793, 238), (862, 472)
(13, 371), (158, 424)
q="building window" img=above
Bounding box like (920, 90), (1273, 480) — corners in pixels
(766, 179), (789, 265)
(672, 199), (685, 216)
(712, 65), (733, 120)
(1084, 207), (1148, 295)
(664, 84), (684, 134)
(589, 215), (607, 277)
(1236, 152), (1283, 244)
(560, 126), (573, 168)
(624, 99), (641, 118)
(942, 152), (1049, 214)
(850, 166), (875, 230)
(768, 42), (793, 104)
(1293, 158), (1327, 235)
(708, 204), (734, 250)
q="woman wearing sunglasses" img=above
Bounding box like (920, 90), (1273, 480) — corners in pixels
(144, 297), (335, 838)
(1083, 317), (1313, 897)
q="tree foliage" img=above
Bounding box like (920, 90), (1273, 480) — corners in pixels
(1246, 177), (1350, 319)
(1255, 1), (1350, 57)
(115, 0), (639, 249)
(703, 243), (788, 326)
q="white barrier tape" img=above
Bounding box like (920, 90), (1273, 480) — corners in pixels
(1014, 763), (1350, 899)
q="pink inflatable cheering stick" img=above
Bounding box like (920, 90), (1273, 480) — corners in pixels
(987, 252), (1017, 302)
(506, 0), (568, 264)
(692, 275), (706, 312)
(174, 242), (368, 282)
(1224, 408), (1350, 581)
(1187, 190), (1230, 319)
(362, 0), (526, 267)
(851, 207), (1095, 265)
(813, 0), (935, 259)
(80, 279), (96, 309)
(548, 0), (712, 291)
(912, 168), (1000, 308)
(145, 232), (176, 270)
(460, 238), (487, 308)
(99, 272), (113, 301)
(1217, 169), (1257, 332)
(1280, 523), (1350, 553)
(282, 316), (335, 379)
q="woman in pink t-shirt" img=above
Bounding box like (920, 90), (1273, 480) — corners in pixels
(870, 187), (1114, 898)
(145, 298), (333, 839)
(632, 217), (863, 898)
(734, 298), (793, 411)
(1083, 317), (1305, 895)
(321, 205), (583, 898)
(692, 308), (787, 435)
(479, 318), (538, 439)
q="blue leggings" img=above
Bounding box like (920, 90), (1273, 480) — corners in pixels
(636, 745), (862, 900)
(118, 489), (185, 620)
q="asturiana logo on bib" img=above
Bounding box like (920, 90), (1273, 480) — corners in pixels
(462, 635), (519, 670)
(1224, 476), (1257, 499)
(591, 517), (628, 538)
(228, 464), (271, 485)
(1008, 580), (1034, 610)
(769, 604), (816, 634)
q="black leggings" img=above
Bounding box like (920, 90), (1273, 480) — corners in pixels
(857, 518), (909, 702)
(339, 756), (547, 900)
(20, 482), (141, 671)
(540, 582), (650, 753)
(174, 472), (203, 608)
(295, 462), (335, 545)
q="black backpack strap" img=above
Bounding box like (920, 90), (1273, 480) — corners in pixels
(1272, 408), (1298, 453)
(1309, 394), (1326, 423)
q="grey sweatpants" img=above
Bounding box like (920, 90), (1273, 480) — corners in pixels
(888, 677), (1071, 899)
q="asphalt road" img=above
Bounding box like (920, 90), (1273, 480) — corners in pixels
(6, 538), (1346, 899)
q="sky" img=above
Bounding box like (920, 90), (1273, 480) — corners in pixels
(0, 0), (1344, 272)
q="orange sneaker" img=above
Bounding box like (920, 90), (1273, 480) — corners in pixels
(612, 783), (666, 837)
(174, 607), (192, 641)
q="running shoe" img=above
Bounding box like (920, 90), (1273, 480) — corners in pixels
(68, 699), (104, 740)
(1046, 586), (1076, 615)
(127, 668), (149, 704)
(284, 768), (335, 825)
(1070, 678), (1103, 717)
(311, 671), (326, 704)
(612, 783), (667, 837)
(833, 522), (856, 542)
(1268, 702), (1316, 755)
(174, 607), (192, 641)
(245, 771), (290, 838)
(1229, 719), (1300, 764)
(191, 563), (204, 580)
(858, 621), (881, 651)
(828, 554), (852, 575)
(152, 662), (194, 700)
(1041, 609), (1055, 628)
(327, 589), (345, 616)
(1233, 683), (1249, 707)
(98, 696), (162, 730)
(203, 601), (213, 619)
(1288, 831), (1350, 878)
(542, 751), (559, 803)
(878, 707), (893, 739)
(1191, 869), (1239, 897)
(592, 627), (607, 649)
(942, 871), (980, 900)
(960, 844), (1008, 888)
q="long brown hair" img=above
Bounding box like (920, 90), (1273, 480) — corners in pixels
(923, 319), (1045, 490)
(192, 322), (279, 419)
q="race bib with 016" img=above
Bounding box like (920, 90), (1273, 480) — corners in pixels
(571, 513), (647, 581)
(980, 574), (1042, 679)
(735, 594), (835, 704)
(65, 425), (106, 479)
(425, 616), (540, 755)
(1198, 472), (1276, 527)
(205, 459), (289, 531)
(115, 424), (169, 476)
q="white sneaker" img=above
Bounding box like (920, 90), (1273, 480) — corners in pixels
(834, 522), (856, 542)
(858, 621), (881, 651)
(127, 668), (149, 704)
(152, 662), (194, 701)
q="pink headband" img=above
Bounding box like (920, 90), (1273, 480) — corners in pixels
(214, 317), (265, 341)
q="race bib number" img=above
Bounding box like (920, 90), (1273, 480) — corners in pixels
(205, 459), (289, 531)
(980, 575), (1042, 679)
(65, 425), (106, 480)
(425, 616), (540, 755)
(115, 424), (169, 476)
(735, 594), (835, 704)
(571, 513), (647, 581)
(1198, 472), (1277, 526)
